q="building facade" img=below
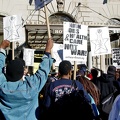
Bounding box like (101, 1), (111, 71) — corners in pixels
(0, 0), (120, 72)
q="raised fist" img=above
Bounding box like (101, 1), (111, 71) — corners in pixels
(0, 40), (10, 49)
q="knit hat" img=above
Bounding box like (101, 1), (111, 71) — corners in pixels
(6, 58), (25, 82)
(107, 66), (116, 75)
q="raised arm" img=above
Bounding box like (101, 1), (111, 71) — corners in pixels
(27, 38), (55, 91)
(0, 40), (10, 73)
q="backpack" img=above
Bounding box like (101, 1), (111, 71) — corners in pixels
(101, 89), (118, 115)
(41, 81), (95, 120)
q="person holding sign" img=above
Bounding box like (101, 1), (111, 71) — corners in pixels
(0, 38), (54, 120)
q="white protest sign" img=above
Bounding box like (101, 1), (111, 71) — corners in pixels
(53, 43), (87, 67)
(89, 27), (111, 56)
(63, 22), (88, 62)
(3, 15), (24, 42)
(112, 48), (120, 68)
(23, 48), (35, 66)
(52, 43), (63, 67)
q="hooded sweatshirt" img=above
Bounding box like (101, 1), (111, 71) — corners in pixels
(96, 66), (116, 101)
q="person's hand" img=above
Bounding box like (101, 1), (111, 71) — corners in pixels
(45, 38), (53, 53)
(0, 40), (10, 49)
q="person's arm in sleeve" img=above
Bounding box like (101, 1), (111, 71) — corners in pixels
(0, 40), (10, 85)
(0, 40), (10, 73)
(27, 38), (55, 92)
(42, 82), (53, 108)
(108, 95), (120, 120)
(88, 94), (100, 118)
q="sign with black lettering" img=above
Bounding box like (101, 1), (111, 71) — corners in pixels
(112, 48), (120, 68)
(63, 22), (88, 62)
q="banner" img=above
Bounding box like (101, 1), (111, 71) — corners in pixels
(63, 22), (88, 62)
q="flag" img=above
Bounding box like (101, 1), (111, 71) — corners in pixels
(32, 0), (53, 10)
(29, 0), (33, 5)
(103, 0), (107, 4)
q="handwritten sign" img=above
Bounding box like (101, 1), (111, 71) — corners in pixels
(112, 48), (120, 68)
(89, 27), (111, 56)
(63, 22), (88, 62)
(3, 15), (24, 42)
(23, 48), (35, 66)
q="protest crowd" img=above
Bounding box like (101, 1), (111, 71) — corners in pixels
(0, 38), (120, 120)
(0, 1), (120, 120)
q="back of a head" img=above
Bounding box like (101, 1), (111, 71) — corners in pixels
(107, 65), (116, 75)
(58, 60), (72, 76)
(6, 58), (25, 82)
(91, 68), (98, 78)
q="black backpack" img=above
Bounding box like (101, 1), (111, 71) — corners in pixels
(101, 89), (118, 115)
(41, 81), (95, 120)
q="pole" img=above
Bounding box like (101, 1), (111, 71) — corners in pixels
(73, 61), (77, 80)
(12, 42), (14, 60)
(44, 5), (55, 70)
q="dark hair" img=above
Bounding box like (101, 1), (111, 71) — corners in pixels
(78, 76), (100, 106)
(59, 60), (72, 76)
(107, 65), (116, 75)
(91, 69), (98, 78)
(6, 58), (25, 82)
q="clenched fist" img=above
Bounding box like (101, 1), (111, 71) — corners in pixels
(0, 40), (10, 49)
(45, 38), (53, 53)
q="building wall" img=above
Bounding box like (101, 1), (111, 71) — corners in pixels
(0, 0), (120, 72)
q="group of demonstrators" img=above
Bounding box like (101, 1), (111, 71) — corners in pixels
(0, 38), (120, 120)
(1, 0), (120, 119)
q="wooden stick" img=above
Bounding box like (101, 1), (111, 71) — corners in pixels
(73, 61), (77, 80)
(44, 5), (55, 70)
(12, 42), (14, 60)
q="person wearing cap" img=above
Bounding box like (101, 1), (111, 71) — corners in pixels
(93, 65), (117, 120)
(97, 66), (117, 101)
(42, 60), (91, 109)
(0, 39), (54, 120)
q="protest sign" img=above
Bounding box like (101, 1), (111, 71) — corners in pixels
(3, 15), (24, 42)
(112, 48), (120, 68)
(53, 43), (63, 66)
(23, 48), (35, 66)
(89, 27), (111, 56)
(63, 22), (88, 63)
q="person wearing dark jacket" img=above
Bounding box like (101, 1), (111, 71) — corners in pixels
(94, 65), (117, 120)
(91, 68), (99, 85)
(97, 66), (116, 101)
(40, 60), (93, 120)
(108, 77), (120, 120)
(43, 60), (91, 108)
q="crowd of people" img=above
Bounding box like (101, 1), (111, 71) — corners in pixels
(0, 39), (120, 120)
